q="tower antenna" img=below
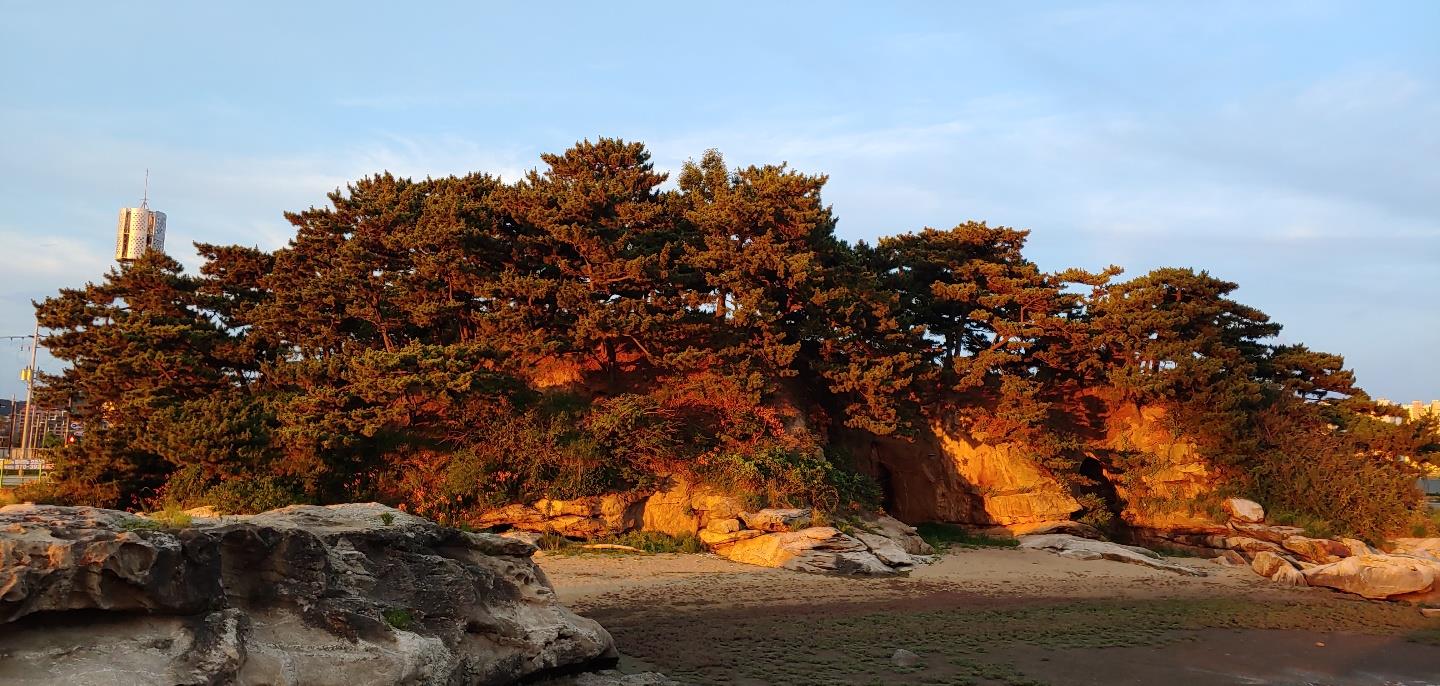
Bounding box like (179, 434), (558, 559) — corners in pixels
(141, 169), (150, 208)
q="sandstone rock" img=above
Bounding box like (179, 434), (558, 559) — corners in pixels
(1222, 498), (1265, 523)
(1229, 522), (1306, 544)
(1421, 608), (1440, 619)
(855, 531), (914, 569)
(500, 529), (544, 547)
(477, 494), (645, 538)
(1338, 538), (1373, 557)
(639, 479), (744, 536)
(739, 508), (813, 532)
(1390, 537), (1440, 561)
(709, 527), (893, 575)
(0, 503), (617, 685)
(1250, 550), (1307, 586)
(1281, 535), (1353, 564)
(1250, 550), (1289, 578)
(698, 528), (764, 546)
(1220, 536), (1285, 556)
(1212, 550), (1247, 567)
(857, 513), (935, 555)
(1017, 534), (1205, 576)
(891, 648), (921, 668)
(1301, 554), (1437, 599)
(706, 518), (742, 534)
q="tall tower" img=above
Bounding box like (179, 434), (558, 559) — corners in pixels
(115, 171), (166, 261)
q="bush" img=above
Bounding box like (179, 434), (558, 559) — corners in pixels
(155, 464), (307, 515)
(1247, 422), (1423, 543)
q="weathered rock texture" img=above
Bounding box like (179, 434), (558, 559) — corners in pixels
(0, 503), (616, 685)
(477, 478), (743, 539)
(698, 510), (930, 575)
(1017, 533), (1205, 576)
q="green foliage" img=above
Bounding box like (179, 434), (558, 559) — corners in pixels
(31, 137), (1431, 543)
(601, 530), (707, 554)
(915, 522), (1019, 551)
(382, 608), (414, 631)
(1246, 398), (1424, 542)
(380, 512), (395, 526)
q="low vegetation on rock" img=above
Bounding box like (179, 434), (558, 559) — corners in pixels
(21, 138), (1439, 543)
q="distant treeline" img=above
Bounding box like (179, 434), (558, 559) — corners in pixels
(28, 139), (1439, 539)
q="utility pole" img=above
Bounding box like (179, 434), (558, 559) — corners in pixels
(18, 320), (38, 461)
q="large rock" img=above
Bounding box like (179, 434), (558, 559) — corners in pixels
(1017, 534), (1205, 577)
(1281, 535), (1353, 564)
(707, 527), (893, 575)
(1249, 551), (1307, 586)
(0, 503), (617, 685)
(1222, 498), (1265, 524)
(739, 508), (812, 533)
(856, 513), (935, 555)
(1301, 553), (1437, 599)
(1390, 537), (1440, 561)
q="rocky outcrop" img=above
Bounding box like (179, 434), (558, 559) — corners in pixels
(1302, 554), (1439, 600)
(1017, 533), (1205, 576)
(0, 503), (617, 685)
(698, 510), (929, 575)
(477, 479), (743, 539)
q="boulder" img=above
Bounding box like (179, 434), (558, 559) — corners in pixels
(855, 532), (914, 569)
(1222, 498), (1265, 524)
(705, 518), (742, 534)
(1301, 554), (1437, 599)
(857, 513), (935, 555)
(0, 503), (617, 685)
(1390, 537), (1440, 561)
(1281, 535), (1353, 564)
(1017, 534), (1205, 576)
(1338, 538), (1373, 557)
(1250, 550), (1307, 586)
(739, 508), (813, 533)
(1212, 550), (1247, 567)
(707, 527), (893, 575)
(1250, 550), (1289, 578)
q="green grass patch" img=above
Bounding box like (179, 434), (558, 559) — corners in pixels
(538, 529), (708, 555)
(383, 608), (414, 631)
(915, 522), (1019, 551)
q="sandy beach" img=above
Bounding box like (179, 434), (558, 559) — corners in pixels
(539, 548), (1440, 685)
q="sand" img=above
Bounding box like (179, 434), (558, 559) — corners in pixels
(539, 547), (1440, 685)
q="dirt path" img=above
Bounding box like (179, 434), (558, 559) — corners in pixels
(538, 548), (1440, 685)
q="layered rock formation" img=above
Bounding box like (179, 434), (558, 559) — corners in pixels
(699, 509), (933, 574)
(476, 479), (744, 539)
(0, 503), (617, 685)
(1017, 533), (1204, 576)
(1136, 497), (1440, 602)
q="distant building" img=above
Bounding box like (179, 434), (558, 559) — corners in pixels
(115, 174), (166, 261)
(1374, 398), (1440, 425)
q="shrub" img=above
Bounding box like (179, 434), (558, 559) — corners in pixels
(1246, 421), (1423, 543)
(602, 530), (707, 553)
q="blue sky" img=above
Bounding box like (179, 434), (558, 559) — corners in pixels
(1, 1), (1436, 401)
